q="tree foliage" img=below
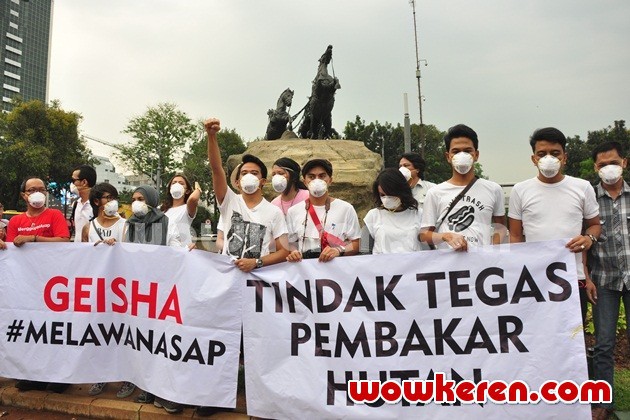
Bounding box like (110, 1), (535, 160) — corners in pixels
(564, 120), (630, 183)
(0, 100), (88, 210)
(115, 103), (198, 190)
(343, 116), (483, 183)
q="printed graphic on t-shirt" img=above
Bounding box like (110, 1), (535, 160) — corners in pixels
(226, 211), (266, 258)
(448, 206), (475, 232)
(96, 227), (112, 238)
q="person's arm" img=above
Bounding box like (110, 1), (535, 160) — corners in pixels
(508, 217), (524, 243)
(583, 251), (597, 305)
(205, 118), (227, 205)
(0, 238), (6, 250)
(492, 215), (507, 244)
(14, 234), (69, 247)
(235, 234), (291, 272)
(81, 223), (90, 242)
(566, 216), (600, 253)
(186, 182), (202, 218)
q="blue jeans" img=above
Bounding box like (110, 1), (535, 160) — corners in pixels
(593, 285), (630, 409)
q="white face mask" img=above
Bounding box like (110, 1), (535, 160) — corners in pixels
(28, 192), (46, 209)
(399, 166), (412, 181)
(131, 200), (149, 217)
(308, 178), (328, 198)
(380, 195), (401, 210)
(451, 152), (474, 175)
(170, 183), (185, 199)
(104, 200), (119, 217)
(272, 174), (288, 193)
(240, 173), (260, 195)
(598, 164), (623, 185)
(537, 155), (561, 178)
(70, 183), (81, 196)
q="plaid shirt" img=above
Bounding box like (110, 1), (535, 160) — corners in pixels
(588, 180), (630, 291)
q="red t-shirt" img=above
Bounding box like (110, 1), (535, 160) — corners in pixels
(5, 208), (70, 241)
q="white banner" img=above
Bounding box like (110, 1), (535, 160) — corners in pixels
(242, 240), (591, 419)
(0, 243), (241, 408)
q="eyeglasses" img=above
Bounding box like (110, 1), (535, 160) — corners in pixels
(25, 188), (47, 194)
(101, 195), (115, 202)
(71, 178), (82, 184)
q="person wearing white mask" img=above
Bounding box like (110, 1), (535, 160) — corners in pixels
(70, 165), (97, 242)
(7, 177), (70, 394)
(161, 174), (201, 249)
(6, 177), (70, 247)
(205, 117), (289, 273)
(270, 157), (310, 216)
(420, 124), (506, 250)
(125, 185), (181, 247)
(587, 141), (629, 420)
(398, 152), (435, 208)
(364, 168), (424, 254)
(286, 158), (361, 262)
(508, 127), (600, 327)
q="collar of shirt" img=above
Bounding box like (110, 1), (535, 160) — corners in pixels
(596, 180), (630, 199)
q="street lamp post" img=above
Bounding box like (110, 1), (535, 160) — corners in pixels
(410, 0), (427, 157)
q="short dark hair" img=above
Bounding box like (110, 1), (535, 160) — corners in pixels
(591, 141), (624, 162)
(302, 159), (333, 177)
(399, 152), (426, 179)
(21, 176), (45, 193)
(273, 157), (307, 191)
(236, 154), (267, 180)
(74, 165), (97, 187)
(529, 127), (567, 152)
(89, 183), (119, 218)
(372, 168), (417, 210)
(444, 124), (479, 150)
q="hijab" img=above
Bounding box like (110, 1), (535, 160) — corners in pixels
(126, 185), (169, 245)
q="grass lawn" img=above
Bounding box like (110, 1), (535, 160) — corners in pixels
(616, 368), (630, 411)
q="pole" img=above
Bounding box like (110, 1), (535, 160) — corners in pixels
(403, 93), (411, 153)
(411, 0), (425, 157)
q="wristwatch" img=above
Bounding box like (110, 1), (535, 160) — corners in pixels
(255, 258), (264, 268)
(586, 234), (598, 245)
(337, 246), (346, 256)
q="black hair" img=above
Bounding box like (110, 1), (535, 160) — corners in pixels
(20, 176), (46, 193)
(273, 157), (307, 191)
(399, 152), (426, 179)
(89, 183), (119, 218)
(73, 165), (97, 187)
(371, 168), (418, 210)
(235, 154), (268, 180)
(529, 127), (567, 152)
(302, 159), (333, 177)
(161, 173), (193, 212)
(591, 141), (624, 162)
(444, 124), (479, 150)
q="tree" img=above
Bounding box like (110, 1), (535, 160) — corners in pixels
(343, 116), (479, 183)
(180, 126), (246, 229)
(115, 103), (198, 191)
(0, 99), (88, 210)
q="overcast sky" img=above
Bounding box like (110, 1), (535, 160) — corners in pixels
(48, 0), (630, 183)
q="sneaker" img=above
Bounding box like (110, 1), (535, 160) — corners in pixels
(160, 399), (183, 414)
(116, 382), (135, 398)
(15, 380), (47, 391)
(89, 382), (107, 396)
(136, 390), (154, 404)
(46, 382), (70, 393)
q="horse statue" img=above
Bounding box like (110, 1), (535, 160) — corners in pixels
(265, 88), (294, 140)
(298, 45), (341, 139)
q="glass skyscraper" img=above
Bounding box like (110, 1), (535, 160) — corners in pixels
(0, 0), (53, 111)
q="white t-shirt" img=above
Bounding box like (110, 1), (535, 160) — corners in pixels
(508, 176), (599, 280)
(88, 217), (127, 243)
(421, 178), (505, 248)
(73, 197), (93, 243)
(364, 208), (423, 254)
(219, 189), (288, 258)
(165, 205), (196, 247)
(411, 179), (436, 208)
(286, 198), (361, 255)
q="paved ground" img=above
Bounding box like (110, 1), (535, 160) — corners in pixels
(0, 378), (249, 419)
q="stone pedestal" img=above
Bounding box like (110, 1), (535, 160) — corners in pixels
(227, 139), (382, 220)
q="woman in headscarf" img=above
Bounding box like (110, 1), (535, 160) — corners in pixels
(125, 185), (180, 247)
